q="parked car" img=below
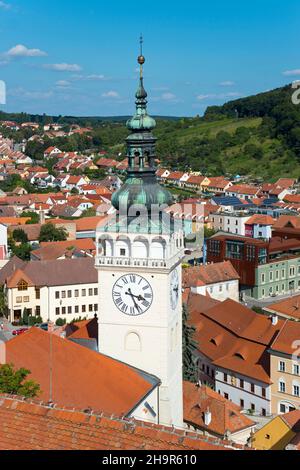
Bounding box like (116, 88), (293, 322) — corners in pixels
(12, 328), (29, 336)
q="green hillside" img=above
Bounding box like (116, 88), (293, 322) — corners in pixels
(1, 84), (299, 180)
(154, 85), (300, 179)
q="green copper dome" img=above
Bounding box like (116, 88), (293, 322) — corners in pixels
(111, 175), (173, 213)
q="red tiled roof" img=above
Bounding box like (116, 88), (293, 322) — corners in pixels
(0, 395), (238, 450)
(3, 328), (158, 416)
(183, 383), (254, 436)
(245, 214), (274, 226)
(183, 261), (239, 288)
(188, 297), (284, 383)
(265, 294), (300, 321)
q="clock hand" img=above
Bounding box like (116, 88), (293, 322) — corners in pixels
(126, 290), (145, 302)
(126, 289), (142, 312)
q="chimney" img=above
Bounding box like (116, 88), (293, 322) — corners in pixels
(204, 408), (212, 426)
(271, 314), (278, 326)
(39, 206), (45, 225)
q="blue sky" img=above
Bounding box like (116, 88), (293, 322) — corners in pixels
(0, 0), (299, 116)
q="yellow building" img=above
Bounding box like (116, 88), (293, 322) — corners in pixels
(268, 321), (300, 415)
(251, 410), (300, 450)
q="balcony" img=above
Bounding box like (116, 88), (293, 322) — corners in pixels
(95, 252), (183, 270)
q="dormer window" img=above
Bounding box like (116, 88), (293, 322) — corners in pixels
(17, 280), (28, 291)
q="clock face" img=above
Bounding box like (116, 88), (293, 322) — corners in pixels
(112, 274), (153, 316)
(170, 269), (179, 310)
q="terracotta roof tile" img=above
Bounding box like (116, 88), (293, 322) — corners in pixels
(183, 261), (239, 288)
(0, 394), (248, 450)
(3, 328), (158, 416)
(183, 383), (255, 436)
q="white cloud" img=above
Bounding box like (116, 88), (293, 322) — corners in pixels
(72, 74), (108, 81)
(56, 80), (71, 88)
(5, 44), (47, 58)
(44, 63), (82, 72)
(197, 92), (242, 101)
(283, 69), (300, 77)
(9, 87), (53, 100)
(0, 1), (11, 10)
(219, 80), (235, 87)
(102, 90), (119, 98)
(161, 92), (177, 101)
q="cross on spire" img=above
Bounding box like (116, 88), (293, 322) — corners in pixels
(140, 34), (143, 56)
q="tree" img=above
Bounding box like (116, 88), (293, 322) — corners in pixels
(56, 318), (66, 327)
(0, 286), (7, 318)
(182, 304), (198, 383)
(39, 224), (68, 243)
(21, 211), (39, 225)
(12, 229), (28, 244)
(0, 363), (40, 398)
(9, 238), (32, 261)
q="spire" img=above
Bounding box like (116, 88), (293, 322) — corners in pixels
(127, 36), (156, 131)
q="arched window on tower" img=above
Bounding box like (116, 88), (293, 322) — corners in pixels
(125, 332), (142, 352)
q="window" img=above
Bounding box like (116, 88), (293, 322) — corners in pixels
(224, 373), (228, 383)
(240, 379), (244, 389)
(206, 365), (210, 375)
(55, 291), (60, 299)
(293, 385), (300, 397)
(293, 364), (300, 376)
(56, 307), (60, 316)
(262, 387), (266, 398)
(36, 306), (40, 316)
(251, 383), (255, 393)
(23, 296), (29, 303)
(120, 248), (126, 256)
(269, 271), (273, 281)
(16, 296), (22, 303)
(290, 266), (295, 277)
(261, 273), (265, 284)
(240, 399), (244, 408)
(246, 245), (256, 261)
(75, 290), (79, 298)
(280, 403), (286, 413)
(276, 271), (279, 280)
(82, 289), (86, 297)
(89, 289), (93, 296)
(75, 305), (79, 314)
(68, 306), (72, 314)
(94, 288), (98, 296)
(251, 403), (255, 411)
(279, 380), (286, 393)
(61, 291), (66, 299)
(89, 304), (93, 312)
(17, 280), (28, 291)
(219, 285), (223, 292)
(261, 408), (266, 417)
(68, 290), (72, 298)
(62, 307), (66, 315)
(94, 304), (98, 312)
(279, 361), (285, 372)
(35, 288), (40, 300)
(225, 240), (244, 260)
(82, 305), (86, 313)
(224, 393), (229, 400)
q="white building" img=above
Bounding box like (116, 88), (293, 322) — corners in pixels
(0, 257), (99, 323)
(211, 211), (251, 236)
(183, 260), (240, 302)
(96, 222), (185, 427)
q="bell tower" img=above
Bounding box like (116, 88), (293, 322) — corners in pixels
(96, 38), (184, 428)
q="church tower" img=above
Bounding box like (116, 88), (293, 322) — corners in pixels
(96, 39), (184, 427)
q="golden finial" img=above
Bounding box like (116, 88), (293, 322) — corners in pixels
(137, 34), (145, 78)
